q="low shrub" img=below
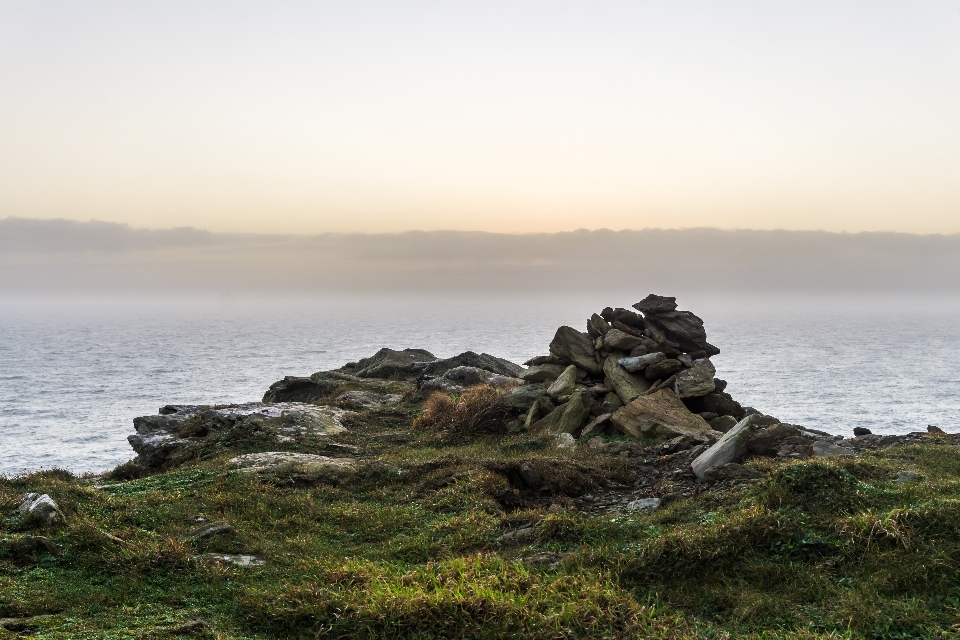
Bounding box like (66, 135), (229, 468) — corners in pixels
(412, 386), (504, 436)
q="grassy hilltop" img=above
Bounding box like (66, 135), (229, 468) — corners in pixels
(3, 375), (960, 639)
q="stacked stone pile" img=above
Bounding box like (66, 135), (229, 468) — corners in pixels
(498, 294), (745, 441)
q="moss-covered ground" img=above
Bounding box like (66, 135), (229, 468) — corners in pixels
(4, 390), (960, 638)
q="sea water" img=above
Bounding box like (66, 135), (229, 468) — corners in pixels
(2, 293), (959, 476)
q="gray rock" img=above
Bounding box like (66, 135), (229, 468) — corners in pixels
(895, 470), (920, 484)
(129, 402), (348, 470)
(420, 366), (523, 392)
(180, 521), (234, 541)
(644, 311), (707, 344)
(554, 432), (577, 449)
(600, 392), (623, 414)
(418, 351), (523, 378)
(601, 307), (645, 328)
(673, 359), (716, 399)
(853, 427), (872, 436)
(602, 355), (650, 405)
(632, 294), (678, 315)
(709, 415), (739, 433)
(520, 364), (568, 383)
(703, 463), (766, 483)
(198, 553), (266, 568)
(691, 413), (776, 480)
(499, 385), (548, 412)
(686, 392), (745, 419)
(587, 313), (611, 337)
(340, 348), (436, 379)
(548, 326), (601, 375)
(612, 389), (714, 441)
(644, 358), (683, 380)
(811, 440), (854, 458)
(551, 390), (593, 435)
(335, 391), (401, 408)
(546, 365), (578, 399)
(618, 352), (665, 373)
(18, 494), (64, 526)
(226, 451), (357, 476)
(626, 497), (661, 512)
(580, 413), (612, 438)
(603, 329), (643, 351)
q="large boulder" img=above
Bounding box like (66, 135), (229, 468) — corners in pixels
(602, 355), (650, 405)
(674, 359), (716, 398)
(691, 414), (777, 480)
(632, 294), (678, 315)
(611, 389), (714, 441)
(587, 313), (611, 337)
(418, 351), (523, 378)
(420, 366), (523, 392)
(262, 373), (345, 403)
(548, 326), (601, 375)
(644, 311), (707, 344)
(340, 348), (436, 379)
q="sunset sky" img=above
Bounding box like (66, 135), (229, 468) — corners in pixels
(2, 1), (959, 235)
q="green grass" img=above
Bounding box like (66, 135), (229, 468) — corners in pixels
(4, 394), (960, 638)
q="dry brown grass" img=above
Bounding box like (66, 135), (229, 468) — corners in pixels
(412, 385), (503, 436)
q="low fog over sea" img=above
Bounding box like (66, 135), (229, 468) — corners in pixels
(2, 293), (960, 477)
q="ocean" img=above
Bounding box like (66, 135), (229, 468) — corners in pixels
(2, 293), (959, 477)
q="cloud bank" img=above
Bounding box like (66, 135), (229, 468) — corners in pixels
(2, 217), (959, 296)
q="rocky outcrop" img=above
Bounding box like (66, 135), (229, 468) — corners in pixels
(420, 366), (523, 392)
(128, 403), (347, 471)
(262, 372), (352, 403)
(418, 351), (523, 379)
(340, 348), (436, 379)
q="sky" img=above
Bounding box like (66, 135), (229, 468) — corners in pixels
(1, 1), (959, 235)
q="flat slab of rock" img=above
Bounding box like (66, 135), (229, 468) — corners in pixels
(198, 553), (266, 567)
(180, 521), (233, 541)
(226, 452), (357, 476)
(811, 440), (854, 458)
(335, 391), (401, 408)
(520, 364), (568, 383)
(633, 295), (678, 315)
(611, 389), (714, 441)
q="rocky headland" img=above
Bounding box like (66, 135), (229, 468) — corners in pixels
(3, 295), (960, 639)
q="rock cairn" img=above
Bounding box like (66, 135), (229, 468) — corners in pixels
(499, 294), (744, 441)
